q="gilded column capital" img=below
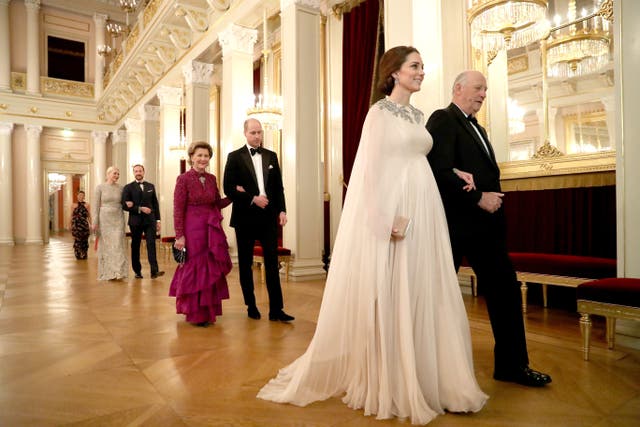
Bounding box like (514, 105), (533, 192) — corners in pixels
(281, 0), (321, 12)
(182, 61), (213, 86)
(156, 85), (182, 106)
(0, 122), (14, 135)
(218, 24), (257, 57)
(91, 130), (109, 144)
(25, 124), (42, 138)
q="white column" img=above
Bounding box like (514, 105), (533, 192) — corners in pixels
(0, 0), (11, 92)
(25, 0), (41, 96)
(92, 131), (108, 193)
(615, 0), (640, 277)
(280, 0), (325, 280)
(25, 124), (43, 244)
(141, 104), (160, 186)
(93, 13), (108, 100)
(125, 116), (143, 182)
(0, 122), (14, 245)
(384, 0), (469, 116)
(64, 174), (73, 230)
(157, 85), (183, 239)
(487, 50), (509, 162)
(326, 13), (344, 249)
(218, 24), (257, 162)
(218, 24), (257, 256)
(112, 129), (128, 177)
(182, 60), (214, 144)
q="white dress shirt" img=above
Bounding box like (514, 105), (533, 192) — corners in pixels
(247, 145), (266, 196)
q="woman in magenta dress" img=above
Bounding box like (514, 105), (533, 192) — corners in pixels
(170, 141), (232, 326)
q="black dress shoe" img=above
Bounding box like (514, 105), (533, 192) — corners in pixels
(248, 306), (261, 320)
(494, 367), (552, 387)
(151, 271), (165, 279)
(134, 273), (143, 279)
(195, 321), (209, 327)
(269, 311), (295, 322)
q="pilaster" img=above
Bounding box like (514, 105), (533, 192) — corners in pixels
(25, 0), (41, 96)
(0, 0), (11, 92)
(125, 116), (143, 182)
(91, 130), (108, 196)
(94, 13), (108, 100)
(0, 122), (14, 245)
(141, 104), (160, 186)
(182, 61), (213, 144)
(24, 124), (43, 244)
(157, 85), (183, 239)
(280, 0), (325, 279)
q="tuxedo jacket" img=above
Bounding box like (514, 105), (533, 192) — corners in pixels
(121, 180), (161, 228)
(426, 103), (505, 238)
(223, 146), (286, 229)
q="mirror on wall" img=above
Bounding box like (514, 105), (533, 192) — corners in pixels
(503, 0), (614, 162)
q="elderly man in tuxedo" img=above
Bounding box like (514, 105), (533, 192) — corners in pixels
(223, 118), (294, 322)
(122, 164), (164, 279)
(426, 70), (551, 387)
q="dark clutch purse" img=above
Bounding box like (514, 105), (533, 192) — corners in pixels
(172, 245), (186, 264)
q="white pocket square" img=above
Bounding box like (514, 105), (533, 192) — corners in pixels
(268, 165), (274, 169)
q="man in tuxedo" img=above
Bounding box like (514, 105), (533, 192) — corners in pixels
(122, 164), (164, 279)
(427, 70), (551, 387)
(223, 118), (294, 322)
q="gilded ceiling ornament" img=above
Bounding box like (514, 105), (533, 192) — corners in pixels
(532, 141), (565, 159)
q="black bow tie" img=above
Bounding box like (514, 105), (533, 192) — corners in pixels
(467, 115), (478, 125)
(250, 147), (261, 156)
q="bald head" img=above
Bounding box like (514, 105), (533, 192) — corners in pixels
(244, 118), (263, 148)
(451, 70), (487, 116)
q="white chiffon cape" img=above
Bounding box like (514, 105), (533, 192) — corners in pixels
(257, 98), (488, 424)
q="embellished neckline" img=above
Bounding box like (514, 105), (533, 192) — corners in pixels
(377, 97), (423, 124)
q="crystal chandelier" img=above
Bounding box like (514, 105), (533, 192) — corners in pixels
(546, 0), (611, 79)
(508, 97), (525, 134)
(467, 0), (550, 51)
(246, 9), (282, 131)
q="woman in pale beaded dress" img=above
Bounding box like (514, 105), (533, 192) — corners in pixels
(92, 166), (128, 280)
(258, 46), (487, 425)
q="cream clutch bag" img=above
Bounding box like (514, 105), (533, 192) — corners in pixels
(391, 216), (411, 239)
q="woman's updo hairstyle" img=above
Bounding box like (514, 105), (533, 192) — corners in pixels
(376, 46), (419, 96)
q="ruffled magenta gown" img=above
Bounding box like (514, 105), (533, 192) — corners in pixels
(170, 168), (232, 324)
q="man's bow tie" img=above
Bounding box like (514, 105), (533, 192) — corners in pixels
(467, 115), (478, 125)
(250, 147), (261, 156)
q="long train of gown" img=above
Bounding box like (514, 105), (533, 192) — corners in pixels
(257, 98), (488, 424)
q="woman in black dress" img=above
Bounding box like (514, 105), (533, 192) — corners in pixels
(70, 190), (91, 259)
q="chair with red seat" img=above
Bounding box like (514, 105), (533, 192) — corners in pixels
(253, 226), (292, 282)
(577, 277), (640, 360)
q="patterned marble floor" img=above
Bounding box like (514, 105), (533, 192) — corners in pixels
(0, 233), (638, 426)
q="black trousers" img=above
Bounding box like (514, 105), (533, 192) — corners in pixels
(130, 223), (159, 275)
(451, 227), (529, 375)
(234, 222), (283, 314)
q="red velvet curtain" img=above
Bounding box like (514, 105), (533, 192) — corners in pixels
(503, 186), (616, 259)
(342, 0), (382, 187)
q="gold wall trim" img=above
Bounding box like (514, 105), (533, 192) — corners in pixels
(501, 171), (615, 191)
(125, 25), (140, 56)
(508, 54), (529, 75)
(332, 0), (368, 18)
(10, 72), (26, 91)
(144, 0), (162, 28)
(41, 77), (94, 99)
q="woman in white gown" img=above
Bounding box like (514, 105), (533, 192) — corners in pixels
(92, 166), (129, 281)
(258, 46), (488, 424)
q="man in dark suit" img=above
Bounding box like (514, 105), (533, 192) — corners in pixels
(122, 164), (164, 279)
(223, 118), (294, 322)
(427, 70), (551, 387)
